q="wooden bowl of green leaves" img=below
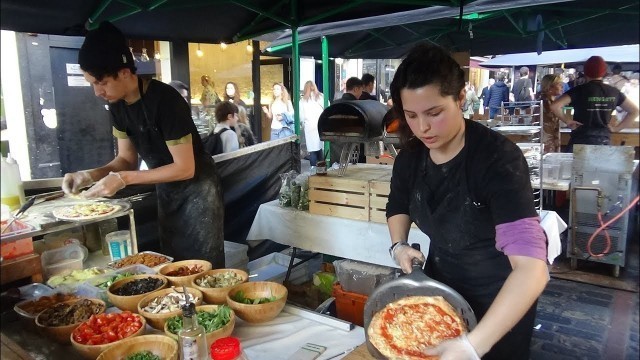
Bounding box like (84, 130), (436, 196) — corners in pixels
(225, 281), (287, 323)
(164, 304), (235, 347)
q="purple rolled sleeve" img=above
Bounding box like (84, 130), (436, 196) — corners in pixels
(495, 217), (547, 262)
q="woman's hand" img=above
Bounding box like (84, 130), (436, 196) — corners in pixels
(82, 172), (126, 198)
(423, 334), (480, 360)
(262, 105), (269, 114)
(391, 243), (425, 274)
(565, 119), (583, 130)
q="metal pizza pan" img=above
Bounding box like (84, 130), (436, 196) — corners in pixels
(363, 244), (477, 359)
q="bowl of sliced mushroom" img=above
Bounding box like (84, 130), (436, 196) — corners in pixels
(136, 287), (203, 330)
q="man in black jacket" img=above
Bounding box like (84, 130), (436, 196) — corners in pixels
(338, 77), (363, 101)
(359, 73), (377, 100)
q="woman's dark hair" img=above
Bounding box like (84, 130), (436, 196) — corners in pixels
(390, 43), (465, 148)
(215, 101), (238, 122)
(223, 82), (240, 101)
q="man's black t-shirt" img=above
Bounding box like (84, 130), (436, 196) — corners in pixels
(387, 119), (537, 227)
(565, 80), (626, 138)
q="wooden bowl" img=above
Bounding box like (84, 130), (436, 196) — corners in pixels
(107, 274), (168, 313)
(137, 287), (203, 330)
(159, 259), (212, 287)
(96, 334), (178, 360)
(70, 313), (146, 360)
(191, 269), (249, 304)
(35, 298), (106, 345)
(226, 281), (287, 323)
(164, 304), (236, 347)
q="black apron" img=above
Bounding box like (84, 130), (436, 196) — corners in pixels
(124, 78), (225, 267)
(410, 147), (536, 360)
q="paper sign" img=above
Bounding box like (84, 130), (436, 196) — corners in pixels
(67, 76), (90, 87)
(66, 63), (83, 75)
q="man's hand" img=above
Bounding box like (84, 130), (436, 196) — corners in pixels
(82, 172), (126, 199)
(391, 243), (425, 274)
(565, 119), (583, 130)
(61, 171), (94, 194)
(423, 334), (481, 360)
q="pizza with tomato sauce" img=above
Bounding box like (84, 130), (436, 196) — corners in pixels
(52, 202), (121, 221)
(368, 296), (467, 360)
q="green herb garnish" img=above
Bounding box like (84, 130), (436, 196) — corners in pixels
(232, 290), (277, 304)
(96, 272), (135, 289)
(125, 350), (161, 360)
(167, 305), (232, 335)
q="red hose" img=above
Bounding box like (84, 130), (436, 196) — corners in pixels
(588, 195), (639, 257)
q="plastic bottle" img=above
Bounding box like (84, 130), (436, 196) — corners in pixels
(179, 302), (209, 360)
(210, 337), (249, 360)
(1, 154), (25, 211)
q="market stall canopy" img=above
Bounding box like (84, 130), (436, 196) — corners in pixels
(1, 0), (491, 44)
(262, 0), (639, 58)
(479, 44), (640, 67)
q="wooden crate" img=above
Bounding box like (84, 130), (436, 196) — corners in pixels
(309, 164), (392, 221)
(369, 173), (392, 224)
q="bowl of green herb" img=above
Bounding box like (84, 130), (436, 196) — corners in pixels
(164, 304), (235, 347)
(226, 281), (287, 323)
(95, 334), (177, 360)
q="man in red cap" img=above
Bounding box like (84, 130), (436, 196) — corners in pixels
(550, 56), (638, 151)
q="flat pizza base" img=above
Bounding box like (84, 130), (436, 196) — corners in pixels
(368, 295), (466, 360)
(52, 202), (121, 221)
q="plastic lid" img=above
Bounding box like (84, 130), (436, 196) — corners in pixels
(210, 337), (241, 360)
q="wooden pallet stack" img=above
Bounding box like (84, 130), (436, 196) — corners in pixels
(308, 164), (393, 224)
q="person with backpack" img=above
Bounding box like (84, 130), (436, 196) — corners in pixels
(463, 82), (479, 120)
(205, 102), (239, 155)
(485, 73), (510, 119)
(62, 22), (225, 267)
(512, 67), (534, 103)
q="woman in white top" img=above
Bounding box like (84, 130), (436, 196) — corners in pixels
(262, 83), (294, 140)
(213, 102), (240, 153)
(300, 81), (325, 166)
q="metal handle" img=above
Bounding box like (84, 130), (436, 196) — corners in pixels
(411, 243), (424, 269)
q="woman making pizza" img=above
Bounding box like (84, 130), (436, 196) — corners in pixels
(61, 22), (224, 267)
(386, 43), (548, 359)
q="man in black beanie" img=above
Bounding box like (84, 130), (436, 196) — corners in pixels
(62, 22), (225, 267)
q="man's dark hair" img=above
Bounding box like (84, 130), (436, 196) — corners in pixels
(519, 66), (529, 77)
(390, 43), (464, 148)
(361, 73), (375, 87)
(345, 77), (363, 91)
(496, 73), (506, 82)
(215, 101), (238, 122)
(78, 21), (137, 81)
(612, 63), (623, 74)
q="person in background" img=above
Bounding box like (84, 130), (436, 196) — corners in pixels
(338, 77), (364, 101)
(213, 101), (240, 153)
(485, 73), (509, 119)
(550, 56), (639, 151)
(360, 73), (377, 100)
(300, 80), (325, 166)
(512, 67), (534, 102)
(236, 106), (256, 148)
(554, 69), (570, 93)
(538, 74), (564, 153)
(479, 78), (494, 109)
(387, 43), (548, 359)
(64, 21), (224, 266)
(223, 81), (246, 108)
(200, 75), (221, 130)
(262, 82), (294, 140)
(463, 83), (480, 120)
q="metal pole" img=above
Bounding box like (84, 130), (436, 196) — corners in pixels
(321, 36), (331, 161)
(291, 1), (300, 139)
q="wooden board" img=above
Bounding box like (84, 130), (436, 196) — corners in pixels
(0, 253), (43, 285)
(344, 343), (375, 360)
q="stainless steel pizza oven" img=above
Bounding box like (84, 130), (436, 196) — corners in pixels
(318, 100), (388, 175)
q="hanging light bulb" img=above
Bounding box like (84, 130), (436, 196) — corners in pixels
(246, 40), (253, 53)
(196, 43), (204, 57)
(220, 42), (227, 50)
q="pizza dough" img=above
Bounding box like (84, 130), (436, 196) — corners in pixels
(52, 202), (121, 221)
(368, 296), (467, 360)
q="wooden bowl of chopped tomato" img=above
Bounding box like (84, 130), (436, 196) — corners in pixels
(71, 311), (146, 359)
(158, 259), (211, 287)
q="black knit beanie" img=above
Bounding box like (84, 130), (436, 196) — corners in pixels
(78, 21), (135, 76)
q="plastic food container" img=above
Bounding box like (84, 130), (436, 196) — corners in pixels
(333, 259), (396, 296)
(41, 243), (88, 280)
(107, 251), (173, 271)
(105, 230), (133, 261)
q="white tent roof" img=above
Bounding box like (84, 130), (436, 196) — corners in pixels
(480, 45), (639, 67)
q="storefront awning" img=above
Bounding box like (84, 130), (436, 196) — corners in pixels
(479, 45), (639, 68)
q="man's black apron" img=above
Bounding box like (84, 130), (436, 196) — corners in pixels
(409, 147), (536, 360)
(123, 78), (225, 267)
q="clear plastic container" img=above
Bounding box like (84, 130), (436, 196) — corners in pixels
(40, 243), (88, 280)
(105, 230), (133, 261)
(210, 337), (249, 360)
